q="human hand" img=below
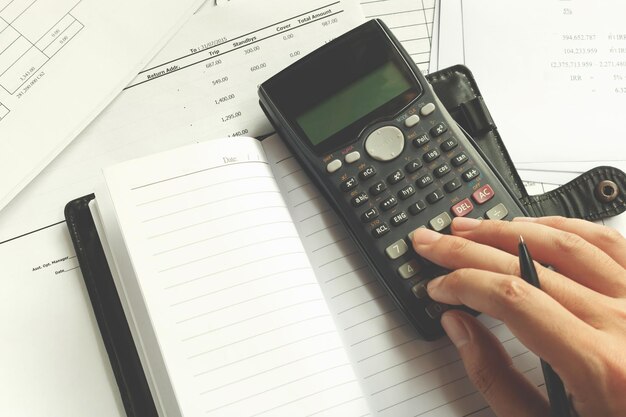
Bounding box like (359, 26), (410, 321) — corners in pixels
(411, 216), (626, 417)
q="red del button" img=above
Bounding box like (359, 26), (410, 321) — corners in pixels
(472, 184), (495, 204)
(452, 198), (474, 217)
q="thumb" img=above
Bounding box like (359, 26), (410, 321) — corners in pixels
(441, 310), (550, 417)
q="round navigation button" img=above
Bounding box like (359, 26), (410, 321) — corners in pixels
(364, 126), (405, 162)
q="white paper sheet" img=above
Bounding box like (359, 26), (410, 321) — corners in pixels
(428, 0), (464, 72)
(360, 0), (436, 73)
(455, 0), (626, 164)
(0, 222), (125, 417)
(0, 0), (204, 210)
(0, 0), (365, 243)
(0, 1), (366, 414)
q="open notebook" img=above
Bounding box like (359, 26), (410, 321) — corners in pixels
(88, 135), (544, 417)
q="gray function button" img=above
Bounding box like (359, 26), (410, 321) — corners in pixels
(429, 212), (452, 232)
(420, 102), (436, 116)
(364, 125), (405, 161)
(485, 203), (509, 220)
(398, 259), (421, 279)
(385, 239), (408, 260)
(425, 302), (447, 319)
(326, 159), (342, 173)
(411, 281), (429, 299)
(345, 151), (361, 164)
(404, 114), (420, 128)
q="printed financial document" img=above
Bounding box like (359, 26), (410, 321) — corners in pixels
(0, 0), (204, 211)
(0, 1), (366, 415)
(437, 0), (626, 164)
(360, 0), (436, 73)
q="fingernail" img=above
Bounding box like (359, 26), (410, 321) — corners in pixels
(512, 217), (538, 222)
(452, 217), (481, 231)
(411, 228), (442, 245)
(426, 275), (445, 297)
(441, 312), (470, 348)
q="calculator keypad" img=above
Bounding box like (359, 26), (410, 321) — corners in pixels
(324, 100), (517, 338)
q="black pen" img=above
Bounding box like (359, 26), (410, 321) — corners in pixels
(518, 236), (572, 417)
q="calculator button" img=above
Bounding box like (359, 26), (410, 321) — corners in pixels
(351, 192), (369, 207)
(326, 159), (342, 173)
(408, 200), (427, 215)
(440, 138), (458, 152)
(416, 174), (434, 189)
(386, 239), (408, 259)
(411, 281), (429, 299)
(391, 211), (409, 226)
(452, 198), (474, 217)
(413, 133), (430, 148)
(462, 167), (480, 182)
(451, 152), (469, 167)
(345, 151), (361, 164)
(472, 184), (495, 204)
(420, 102), (436, 116)
(430, 122), (448, 137)
(485, 203), (509, 220)
(340, 177), (358, 192)
(433, 163), (451, 178)
(425, 302), (447, 319)
(398, 259), (421, 279)
(405, 159), (423, 173)
(359, 166), (377, 180)
(423, 149), (441, 163)
(387, 169), (405, 184)
(372, 222), (391, 238)
(361, 207), (379, 222)
(404, 114), (420, 128)
(426, 189), (445, 204)
(380, 196), (398, 211)
(444, 178), (462, 193)
(369, 181), (387, 196)
(398, 184), (416, 200)
(408, 225), (426, 241)
(365, 125), (405, 161)
(429, 212), (452, 231)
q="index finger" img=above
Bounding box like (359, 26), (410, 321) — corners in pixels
(513, 216), (626, 268)
(427, 268), (599, 386)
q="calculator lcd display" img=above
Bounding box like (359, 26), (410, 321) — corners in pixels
(296, 62), (412, 146)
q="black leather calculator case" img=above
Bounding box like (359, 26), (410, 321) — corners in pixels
(64, 64), (626, 417)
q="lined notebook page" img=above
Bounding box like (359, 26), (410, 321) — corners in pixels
(97, 138), (369, 417)
(262, 135), (545, 417)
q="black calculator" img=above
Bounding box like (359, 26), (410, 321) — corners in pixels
(258, 19), (526, 340)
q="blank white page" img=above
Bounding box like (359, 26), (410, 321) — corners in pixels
(97, 137), (369, 417)
(263, 135), (544, 417)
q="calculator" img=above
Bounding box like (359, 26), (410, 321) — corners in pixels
(258, 19), (526, 340)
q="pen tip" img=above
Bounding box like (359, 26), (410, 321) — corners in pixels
(519, 235), (525, 244)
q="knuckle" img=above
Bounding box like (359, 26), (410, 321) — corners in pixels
(597, 226), (625, 246)
(441, 235), (471, 257)
(491, 277), (530, 312)
(470, 364), (497, 394)
(486, 219), (509, 236)
(467, 360), (508, 397)
(552, 230), (587, 254)
(608, 300), (626, 323)
(504, 256), (522, 277)
(544, 215), (569, 229)
(598, 342), (626, 396)
(442, 269), (467, 291)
